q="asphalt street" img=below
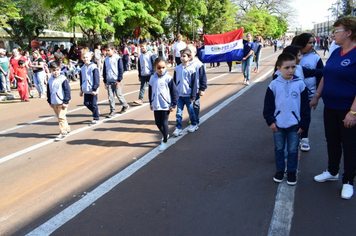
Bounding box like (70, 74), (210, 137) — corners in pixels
(2, 48), (356, 236)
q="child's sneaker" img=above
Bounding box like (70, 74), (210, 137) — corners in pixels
(120, 105), (130, 114)
(172, 128), (183, 137)
(89, 120), (99, 126)
(273, 171), (284, 183)
(300, 138), (310, 151)
(106, 111), (116, 118)
(187, 124), (198, 133)
(287, 172), (297, 186)
(159, 142), (168, 152)
(55, 134), (67, 141)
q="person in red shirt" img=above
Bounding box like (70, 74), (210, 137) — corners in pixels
(15, 60), (29, 101)
(31, 36), (40, 51)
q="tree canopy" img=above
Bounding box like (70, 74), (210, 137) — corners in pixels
(1, 0), (291, 48)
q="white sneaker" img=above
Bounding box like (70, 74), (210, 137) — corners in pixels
(55, 134), (67, 141)
(246, 80), (250, 85)
(300, 138), (310, 151)
(243, 79), (247, 84)
(172, 128), (183, 137)
(314, 170), (339, 182)
(89, 120), (100, 126)
(159, 142), (168, 151)
(188, 124), (199, 133)
(341, 183), (354, 200)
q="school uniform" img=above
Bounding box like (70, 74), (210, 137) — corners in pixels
(189, 57), (207, 124)
(263, 74), (310, 174)
(149, 71), (178, 143)
(103, 54), (128, 113)
(173, 63), (198, 129)
(80, 62), (100, 120)
(47, 74), (71, 135)
(137, 51), (156, 100)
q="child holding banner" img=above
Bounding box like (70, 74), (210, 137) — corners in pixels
(242, 33), (254, 85)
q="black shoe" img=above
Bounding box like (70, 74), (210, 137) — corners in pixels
(106, 111), (116, 118)
(273, 171), (284, 183)
(287, 172), (297, 186)
(119, 105), (129, 114)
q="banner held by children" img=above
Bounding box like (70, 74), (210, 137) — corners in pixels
(203, 28), (244, 63)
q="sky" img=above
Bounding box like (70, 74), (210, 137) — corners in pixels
(290, 0), (337, 30)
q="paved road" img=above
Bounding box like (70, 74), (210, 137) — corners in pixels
(1, 48), (356, 236)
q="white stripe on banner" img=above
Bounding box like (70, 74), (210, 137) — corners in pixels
(205, 39), (243, 55)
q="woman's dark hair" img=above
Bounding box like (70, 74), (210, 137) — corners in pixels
(282, 45), (302, 58)
(295, 33), (313, 49)
(153, 57), (166, 67)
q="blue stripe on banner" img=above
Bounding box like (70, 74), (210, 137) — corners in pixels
(203, 49), (244, 63)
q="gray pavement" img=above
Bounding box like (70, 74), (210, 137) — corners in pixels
(20, 52), (356, 235)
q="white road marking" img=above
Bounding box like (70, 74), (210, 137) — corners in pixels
(0, 65), (236, 163)
(26, 68), (274, 236)
(267, 182), (296, 236)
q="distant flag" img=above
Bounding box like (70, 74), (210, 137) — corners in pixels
(203, 28), (244, 63)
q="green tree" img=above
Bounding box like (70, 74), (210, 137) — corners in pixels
(167, 0), (207, 36)
(237, 7), (288, 38)
(199, 0), (238, 35)
(1, 0), (48, 50)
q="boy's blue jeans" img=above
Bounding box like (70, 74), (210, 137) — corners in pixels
(273, 125), (300, 173)
(176, 96), (197, 129)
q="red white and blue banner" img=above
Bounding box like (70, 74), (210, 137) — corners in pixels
(203, 28), (244, 63)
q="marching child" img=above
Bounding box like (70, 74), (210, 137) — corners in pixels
(133, 41), (156, 105)
(187, 44), (207, 126)
(79, 48), (100, 126)
(263, 53), (310, 185)
(103, 43), (129, 118)
(14, 60), (29, 102)
(47, 60), (71, 141)
(172, 48), (198, 136)
(149, 57), (178, 151)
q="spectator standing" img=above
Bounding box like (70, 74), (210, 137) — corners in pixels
(173, 34), (187, 66)
(31, 36), (40, 51)
(14, 60), (29, 102)
(0, 49), (10, 93)
(9, 49), (27, 88)
(30, 50), (46, 98)
(311, 17), (356, 200)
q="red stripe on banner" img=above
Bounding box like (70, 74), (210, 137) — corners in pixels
(204, 28), (244, 45)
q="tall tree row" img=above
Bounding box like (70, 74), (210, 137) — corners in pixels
(1, 0), (293, 49)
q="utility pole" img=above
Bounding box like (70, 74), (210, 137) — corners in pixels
(325, 16), (330, 37)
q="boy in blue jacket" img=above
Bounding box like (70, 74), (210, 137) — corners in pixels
(80, 49), (100, 126)
(263, 53), (310, 185)
(172, 48), (198, 136)
(47, 60), (71, 141)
